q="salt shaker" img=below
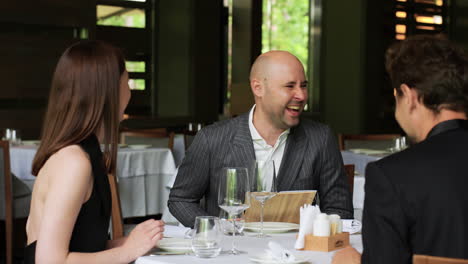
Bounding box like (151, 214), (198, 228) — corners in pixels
(313, 213), (330, 237)
(328, 214), (342, 235)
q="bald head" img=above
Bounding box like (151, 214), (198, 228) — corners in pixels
(249, 50), (305, 83)
(249, 50), (308, 133)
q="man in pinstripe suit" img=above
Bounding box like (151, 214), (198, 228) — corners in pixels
(168, 51), (353, 227)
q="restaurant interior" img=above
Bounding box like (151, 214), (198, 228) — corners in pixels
(1, 0), (468, 263)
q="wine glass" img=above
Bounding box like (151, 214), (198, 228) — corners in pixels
(218, 167), (250, 254)
(219, 210), (245, 236)
(251, 160), (277, 238)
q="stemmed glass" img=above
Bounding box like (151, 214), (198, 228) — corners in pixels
(251, 160), (277, 238)
(219, 210), (245, 236)
(218, 167), (250, 254)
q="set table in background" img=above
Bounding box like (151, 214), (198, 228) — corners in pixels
(9, 144), (177, 219)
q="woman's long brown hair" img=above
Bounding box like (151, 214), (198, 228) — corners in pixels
(32, 40), (125, 176)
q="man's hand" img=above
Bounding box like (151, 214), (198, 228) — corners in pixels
(332, 246), (361, 264)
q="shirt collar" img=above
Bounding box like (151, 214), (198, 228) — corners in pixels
(248, 105), (290, 144)
(426, 119), (468, 139)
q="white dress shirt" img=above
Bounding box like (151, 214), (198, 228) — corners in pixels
(248, 105), (289, 191)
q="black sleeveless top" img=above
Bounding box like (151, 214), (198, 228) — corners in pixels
(24, 134), (111, 263)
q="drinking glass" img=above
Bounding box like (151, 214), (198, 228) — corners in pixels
(251, 160), (277, 238)
(218, 167), (250, 254)
(392, 136), (407, 152)
(191, 216), (223, 258)
(1, 128), (21, 146)
(219, 210), (245, 236)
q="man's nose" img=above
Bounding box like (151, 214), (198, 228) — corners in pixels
(293, 86), (307, 101)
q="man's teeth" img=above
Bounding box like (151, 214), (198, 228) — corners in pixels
(287, 106), (301, 110)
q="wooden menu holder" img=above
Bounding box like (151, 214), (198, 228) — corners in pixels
(300, 232), (350, 252)
(244, 191), (316, 224)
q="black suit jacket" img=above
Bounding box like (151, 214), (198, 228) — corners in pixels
(168, 113), (353, 227)
(362, 119), (468, 263)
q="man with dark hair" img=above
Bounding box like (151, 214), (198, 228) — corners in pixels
(168, 51), (353, 228)
(333, 35), (468, 263)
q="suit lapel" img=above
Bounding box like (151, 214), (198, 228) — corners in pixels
(277, 122), (307, 191)
(231, 113), (256, 171)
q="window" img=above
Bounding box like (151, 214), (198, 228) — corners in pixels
(96, 0), (154, 115)
(394, 0), (446, 40)
(97, 5), (146, 28)
(261, 0), (322, 113)
(262, 0), (310, 74)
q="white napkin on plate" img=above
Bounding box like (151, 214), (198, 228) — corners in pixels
(266, 241), (296, 262)
(294, 204), (321, 249)
(163, 225), (191, 238)
(342, 219), (362, 234)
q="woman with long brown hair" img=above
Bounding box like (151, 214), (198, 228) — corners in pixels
(24, 40), (164, 263)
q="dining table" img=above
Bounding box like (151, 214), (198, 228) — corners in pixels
(341, 148), (393, 221)
(9, 143), (177, 218)
(136, 232), (363, 264)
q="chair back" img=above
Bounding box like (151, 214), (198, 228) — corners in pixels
(183, 130), (197, 151)
(338, 134), (401, 151)
(107, 173), (124, 239)
(0, 141), (13, 264)
(413, 255), (468, 264)
(344, 164), (355, 196)
(120, 128), (175, 150)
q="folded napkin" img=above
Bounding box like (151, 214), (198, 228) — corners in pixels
(294, 204), (321, 249)
(163, 224), (191, 238)
(266, 241), (296, 263)
(342, 219), (362, 234)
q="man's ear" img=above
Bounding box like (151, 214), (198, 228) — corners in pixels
(400, 83), (419, 111)
(251, 78), (263, 98)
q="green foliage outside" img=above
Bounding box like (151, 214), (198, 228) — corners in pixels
(97, 6), (145, 28)
(129, 79), (145, 90)
(126, 61), (146, 73)
(262, 0), (309, 73)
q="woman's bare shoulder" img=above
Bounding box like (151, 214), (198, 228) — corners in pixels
(40, 144), (92, 183)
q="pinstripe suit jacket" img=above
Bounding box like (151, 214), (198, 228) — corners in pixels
(168, 113), (353, 227)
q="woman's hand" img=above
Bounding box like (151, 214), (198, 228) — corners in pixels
(121, 219), (165, 261)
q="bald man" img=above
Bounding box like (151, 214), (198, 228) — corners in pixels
(168, 51), (353, 227)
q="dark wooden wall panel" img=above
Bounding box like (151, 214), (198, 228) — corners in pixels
(0, 0), (96, 139)
(96, 26), (148, 57)
(0, 0), (95, 28)
(0, 34), (78, 99)
(0, 109), (46, 139)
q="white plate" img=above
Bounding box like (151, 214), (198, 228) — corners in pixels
(348, 148), (390, 155)
(22, 140), (40, 146)
(249, 253), (310, 264)
(244, 222), (299, 233)
(157, 238), (192, 253)
(128, 144), (151, 150)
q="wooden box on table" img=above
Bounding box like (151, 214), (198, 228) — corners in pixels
(300, 232), (350, 252)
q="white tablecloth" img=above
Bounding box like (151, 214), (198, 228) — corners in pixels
(9, 145), (177, 218)
(341, 150), (383, 221)
(136, 233), (363, 264)
(341, 151), (381, 175)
